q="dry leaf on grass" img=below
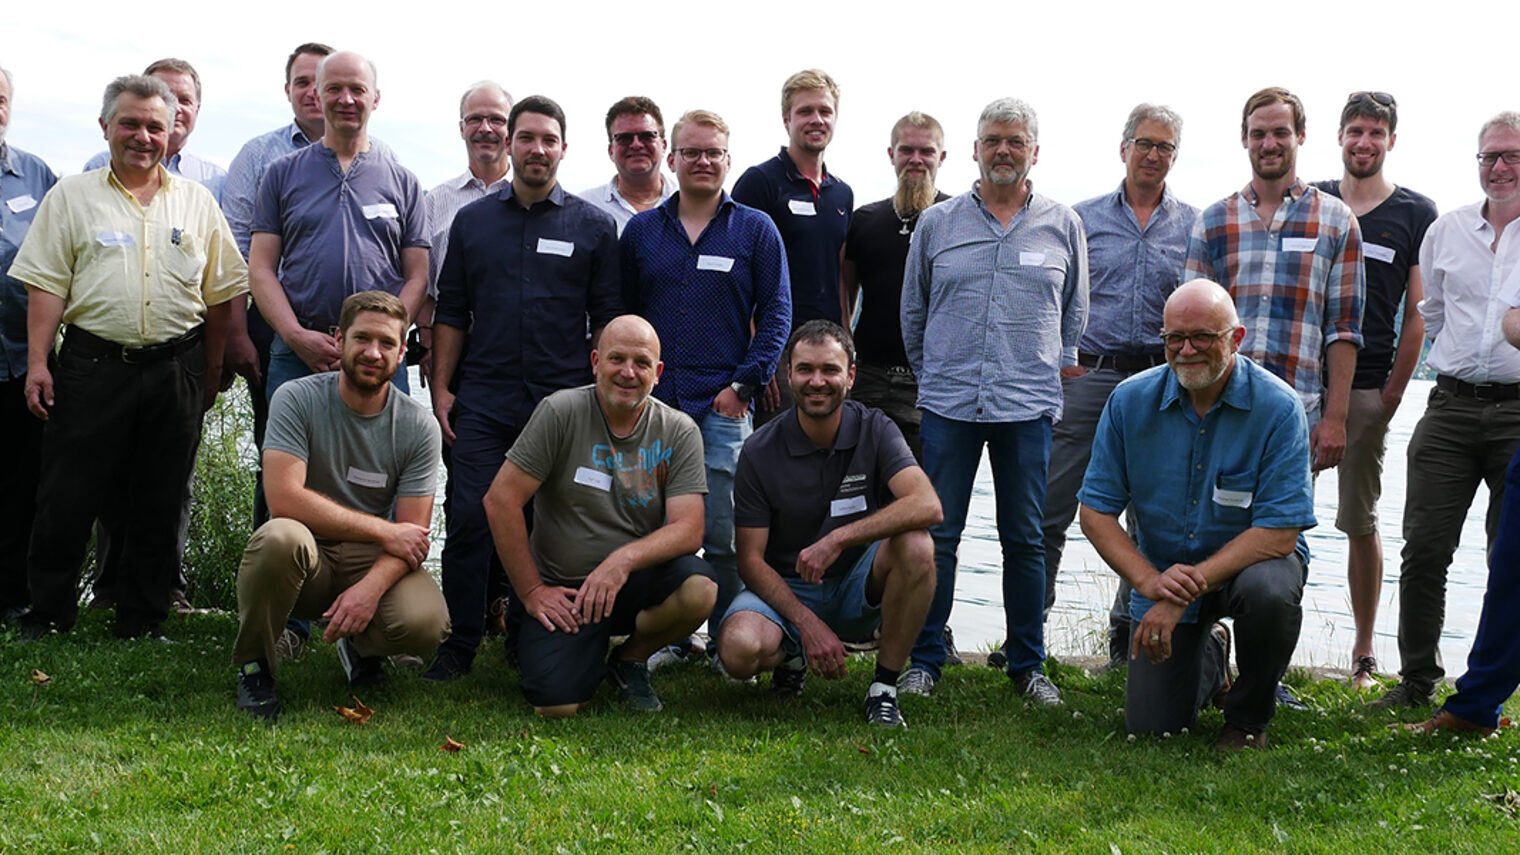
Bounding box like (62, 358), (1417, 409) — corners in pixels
(333, 696), (374, 725)
(30, 669), (50, 686)
(440, 736), (464, 752)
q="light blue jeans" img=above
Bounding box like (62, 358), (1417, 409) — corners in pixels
(701, 409), (751, 628)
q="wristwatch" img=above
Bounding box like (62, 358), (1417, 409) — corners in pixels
(730, 381), (757, 401)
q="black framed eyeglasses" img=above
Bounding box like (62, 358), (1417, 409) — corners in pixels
(675, 147), (727, 163)
(1477, 150), (1520, 168)
(1159, 328), (1235, 352)
(1127, 138), (1177, 157)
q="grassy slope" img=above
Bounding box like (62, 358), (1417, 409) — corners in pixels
(3, 612), (1517, 854)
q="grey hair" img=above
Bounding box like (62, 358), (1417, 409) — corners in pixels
(1122, 103), (1183, 147)
(0, 64), (12, 90)
(458, 80), (513, 117)
(1479, 111), (1520, 147)
(100, 74), (175, 124)
(978, 97), (1038, 143)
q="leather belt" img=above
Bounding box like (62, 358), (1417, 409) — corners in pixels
(1077, 352), (1166, 373)
(63, 325), (204, 365)
(1436, 374), (1520, 402)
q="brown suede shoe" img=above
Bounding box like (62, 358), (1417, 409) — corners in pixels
(1401, 708), (1495, 737)
(1215, 722), (1269, 751)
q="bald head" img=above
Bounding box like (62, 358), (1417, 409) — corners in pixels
(1164, 279), (1239, 330)
(318, 51), (377, 87)
(600, 315), (661, 360)
(593, 315), (663, 416)
(1163, 279), (1243, 395)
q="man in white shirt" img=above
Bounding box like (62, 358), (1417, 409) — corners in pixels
(578, 96), (676, 235)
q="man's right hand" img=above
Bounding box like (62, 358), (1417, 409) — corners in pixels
(288, 327), (341, 374)
(24, 367), (53, 420)
(796, 613), (847, 679)
(380, 521), (431, 568)
(523, 584), (580, 633)
(432, 389), (457, 445)
(224, 331), (263, 388)
(1060, 365), (1087, 380)
(712, 386), (749, 418)
(1140, 564), (1208, 606)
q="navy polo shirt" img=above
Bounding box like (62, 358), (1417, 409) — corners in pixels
(734, 400), (917, 579)
(434, 183), (622, 428)
(621, 191), (792, 420)
(732, 147), (852, 327)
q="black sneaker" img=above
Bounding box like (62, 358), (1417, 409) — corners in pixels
(422, 649), (474, 682)
(986, 641), (1008, 670)
(335, 637), (386, 688)
(943, 626), (965, 668)
(772, 654), (808, 698)
(236, 660), (280, 721)
(865, 684), (907, 728)
(607, 655), (663, 712)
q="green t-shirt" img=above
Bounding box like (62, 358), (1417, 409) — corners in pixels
(506, 386), (706, 585)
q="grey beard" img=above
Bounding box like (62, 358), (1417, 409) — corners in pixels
(893, 173), (937, 217)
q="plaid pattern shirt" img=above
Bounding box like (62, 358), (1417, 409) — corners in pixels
(1185, 180), (1363, 418)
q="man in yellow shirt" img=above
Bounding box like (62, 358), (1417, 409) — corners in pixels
(10, 74), (247, 641)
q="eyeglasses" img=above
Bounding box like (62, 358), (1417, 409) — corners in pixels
(463, 114), (508, 128)
(1477, 150), (1520, 167)
(613, 131), (660, 147)
(1159, 328), (1236, 352)
(1346, 91), (1397, 108)
(1127, 138), (1177, 157)
(675, 147), (727, 163)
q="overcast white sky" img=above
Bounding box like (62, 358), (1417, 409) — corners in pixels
(2, 1), (1506, 214)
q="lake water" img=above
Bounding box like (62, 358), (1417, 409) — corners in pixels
(414, 374), (1492, 674)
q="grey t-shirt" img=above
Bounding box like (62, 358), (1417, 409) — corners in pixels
(506, 385), (707, 585)
(265, 372), (441, 531)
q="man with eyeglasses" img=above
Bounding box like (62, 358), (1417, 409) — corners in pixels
(1308, 92), (1438, 692)
(901, 97), (1089, 706)
(1372, 111), (1520, 714)
(621, 110), (791, 647)
(425, 95), (622, 682)
(734, 69), (852, 425)
(580, 97), (676, 236)
(1079, 279), (1315, 750)
(1033, 103), (1197, 675)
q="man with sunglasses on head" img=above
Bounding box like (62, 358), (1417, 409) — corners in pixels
(580, 97), (676, 236)
(1309, 92), (1437, 692)
(1079, 280), (1315, 750)
(1372, 111), (1520, 714)
(621, 110), (791, 653)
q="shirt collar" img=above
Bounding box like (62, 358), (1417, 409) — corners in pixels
(970, 179), (1035, 210)
(776, 146), (834, 188)
(456, 169), (510, 193)
(499, 181), (566, 207)
(287, 121), (317, 147)
(104, 162), (175, 197)
(1241, 179), (1308, 206)
(658, 189), (734, 219)
(1158, 354), (1253, 414)
(0, 144), (16, 177)
(780, 400), (863, 456)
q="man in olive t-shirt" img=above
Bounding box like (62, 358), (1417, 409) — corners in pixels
(484, 316), (716, 716)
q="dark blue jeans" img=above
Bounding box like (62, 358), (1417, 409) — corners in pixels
(1443, 444), (1520, 728)
(912, 411), (1051, 678)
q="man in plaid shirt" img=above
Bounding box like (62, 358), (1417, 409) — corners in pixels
(1185, 87), (1364, 474)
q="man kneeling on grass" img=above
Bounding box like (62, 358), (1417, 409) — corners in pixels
(235, 291), (448, 721)
(483, 316), (716, 717)
(718, 320), (940, 727)
(1078, 280), (1316, 750)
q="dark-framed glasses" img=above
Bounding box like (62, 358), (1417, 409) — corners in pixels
(675, 147), (727, 163)
(1160, 328), (1235, 352)
(1127, 138), (1177, 157)
(1477, 150), (1520, 168)
(613, 131), (660, 147)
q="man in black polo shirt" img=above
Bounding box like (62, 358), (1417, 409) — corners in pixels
(733, 69), (853, 425)
(717, 320), (940, 727)
(842, 110), (949, 462)
(427, 95), (622, 680)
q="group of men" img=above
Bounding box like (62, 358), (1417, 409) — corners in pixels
(3, 46), (1519, 745)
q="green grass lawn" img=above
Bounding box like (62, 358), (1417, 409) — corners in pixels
(4, 612), (1517, 853)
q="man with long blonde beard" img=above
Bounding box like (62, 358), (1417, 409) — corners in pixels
(1079, 280), (1315, 750)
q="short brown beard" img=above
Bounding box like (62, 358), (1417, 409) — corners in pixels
(893, 171), (937, 217)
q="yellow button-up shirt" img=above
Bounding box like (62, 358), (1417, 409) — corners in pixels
(9, 166), (248, 347)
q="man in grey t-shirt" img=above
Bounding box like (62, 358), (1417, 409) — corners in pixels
(484, 316), (715, 717)
(233, 292), (447, 721)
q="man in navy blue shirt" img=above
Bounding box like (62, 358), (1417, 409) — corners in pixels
(733, 69), (852, 425)
(427, 95), (622, 680)
(622, 108), (791, 636)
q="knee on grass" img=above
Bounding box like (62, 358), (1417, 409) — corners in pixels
(718, 613), (781, 679)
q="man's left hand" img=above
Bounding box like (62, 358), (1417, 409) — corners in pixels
(574, 556), (633, 625)
(795, 533), (842, 584)
(1131, 600), (1186, 664)
(322, 580), (382, 642)
(1310, 416), (1347, 472)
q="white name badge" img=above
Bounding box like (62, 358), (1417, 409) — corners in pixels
(1018, 251), (1046, 266)
(574, 466), (613, 492)
(1281, 237), (1318, 253)
(1363, 242), (1397, 264)
(362, 203), (398, 220)
(537, 238), (575, 257)
(1212, 485), (1253, 509)
(6, 195), (37, 214)
(830, 495), (868, 517)
(346, 467), (388, 489)
(96, 231), (135, 247)
(696, 255), (735, 272)
(788, 199), (817, 217)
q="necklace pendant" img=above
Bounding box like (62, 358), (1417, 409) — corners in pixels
(899, 223), (911, 235)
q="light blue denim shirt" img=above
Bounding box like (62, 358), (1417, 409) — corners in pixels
(1072, 181), (1197, 357)
(901, 182), (1088, 423)
(83, 148), (226, 203)
(0, 143), (59, 380)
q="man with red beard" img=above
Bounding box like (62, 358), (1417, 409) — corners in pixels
(842, 111), (949, 463)
(1079, 279), (1315, 750)
(1309, 92), (1437, 691)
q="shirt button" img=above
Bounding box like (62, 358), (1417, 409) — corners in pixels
(1195, 464), (1203, 470)
(1191, 499), (1198, 505)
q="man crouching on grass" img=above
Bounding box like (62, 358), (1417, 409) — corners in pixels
(234, 291), (448, 721)
(483, 316), (716, 717)
(718, 320), (940, 727)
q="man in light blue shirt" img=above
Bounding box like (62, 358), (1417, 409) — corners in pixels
(578, 96), (676, 236)
(1079, 279), (1315, 750)
(82, 58), (225, 201)
(899, 97), (1088, 703)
